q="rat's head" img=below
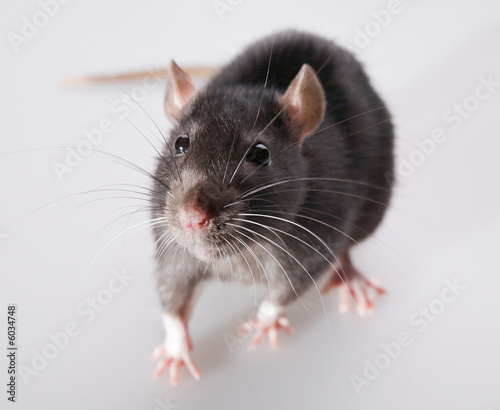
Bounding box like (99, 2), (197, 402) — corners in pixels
(153, 60), (326, 262)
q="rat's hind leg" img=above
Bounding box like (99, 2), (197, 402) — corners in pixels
(238, 300), (294, 350)
(322, 252), (385, 316)
(151, 273), (201, 385)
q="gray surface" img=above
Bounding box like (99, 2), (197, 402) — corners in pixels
(1, 0), (500, 409)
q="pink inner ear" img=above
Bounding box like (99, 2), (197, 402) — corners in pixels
(164, 60), (196, 122)
(282, 64), (326, 140)
(172, 62), (196, 105)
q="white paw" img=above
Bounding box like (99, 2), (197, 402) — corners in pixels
(238, 300), (294, 350)
(322, 255), (386, 317)
(151, 314), (200, 385)
(337, 276), (385, 317)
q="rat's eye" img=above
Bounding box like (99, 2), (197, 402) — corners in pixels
(174, 134), (190, 155)
(246, 143), (271, 166)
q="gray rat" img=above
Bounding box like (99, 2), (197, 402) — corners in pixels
(150, 30), (393, 385)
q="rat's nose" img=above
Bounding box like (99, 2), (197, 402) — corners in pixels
(179, 205), (209, 230)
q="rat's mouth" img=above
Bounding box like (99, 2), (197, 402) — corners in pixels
(191, 244), (215, 259)
(185, 240), (227, 262)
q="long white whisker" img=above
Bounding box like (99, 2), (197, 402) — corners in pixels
(230, 221), (333, 337)
(237, 177), (389, 202)
(65, 63), (182, 182)
(231, 227), (311, 316)
(228, 106), (287, 185)
(309, 106), (387, 137)
(240, 211), (401, 283)
(227, 232), (272, 306)
(73, 217), (167, 294)
(233, 216), (356, 306)
(252, 204), (426, 284)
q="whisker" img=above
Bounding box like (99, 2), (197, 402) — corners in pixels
(185, 258), (204, 285)
(250, 203), (427, 284)
(230, 221), (333, 336)
(309, 106), (387, 137)
(77, 205), (158, 254)
(230, 226), (311, 316)
(250, 188), (389, 208)
(219, 113), (236, 188)
(227, 232), (273, 302)
(233, 215), (354, 306)
(340, 118), (391, 142)
(221, 235), (258, 312)
(62, 63), (182, 182)
(236, 106), (390, 189)
(221, 237), (241, 285)
(1, 146), (171, 231)
(156, 234), (176, 262)
(228, 106), (287, 186)
(41, 193), (163, 226)
(239, 211), (401, 283)
(235, 177), (390, 202)
(73, 217), (167, 294)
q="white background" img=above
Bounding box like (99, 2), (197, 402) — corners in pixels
(1, 0), (500, 409)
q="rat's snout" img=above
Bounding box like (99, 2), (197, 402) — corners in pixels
(177, 185), (215, 231)
(170, 179), (243, 260)
(179, 205), (209, 230)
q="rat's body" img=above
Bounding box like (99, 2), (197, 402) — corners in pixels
(150, 31), (393, 384)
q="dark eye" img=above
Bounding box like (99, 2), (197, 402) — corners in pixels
(246, 143), (271, 166)
(174, 134), (190, 155)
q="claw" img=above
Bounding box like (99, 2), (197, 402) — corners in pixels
(152, 313), (200, 385)
(240, 300), (294, 350)
(323, 253), (386, 316)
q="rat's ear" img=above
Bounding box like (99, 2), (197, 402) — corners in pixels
(164, 59), (196, 123)
(282, 64), (326, 141)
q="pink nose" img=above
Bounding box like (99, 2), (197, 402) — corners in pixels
(179, 205), (209, 230)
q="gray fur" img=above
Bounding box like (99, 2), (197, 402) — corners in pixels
(152, 30), (394, 314)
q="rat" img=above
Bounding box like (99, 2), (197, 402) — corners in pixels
(149, 30), (394, 385)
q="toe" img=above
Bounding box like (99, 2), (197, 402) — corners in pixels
(338, 285), (351, 313)
(248, 329), (265, 350)
(169, 361), (180, 386)
(368, 278), (386, 295)
(277, 317), (294, 334)
(184, 354), (201, 380)
(353, 281), (368, 317)
(153, 357), (170, 379)
(237, 322), (252, 337)
(150, 345), (165, 361)
(268, 326), (279, 349)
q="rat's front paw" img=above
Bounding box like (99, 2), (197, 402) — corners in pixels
(152, 314), (200, 385)
(322, 254), (385, 316)
(238, 300), (294, 350)
(151, 338), (200, 385)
